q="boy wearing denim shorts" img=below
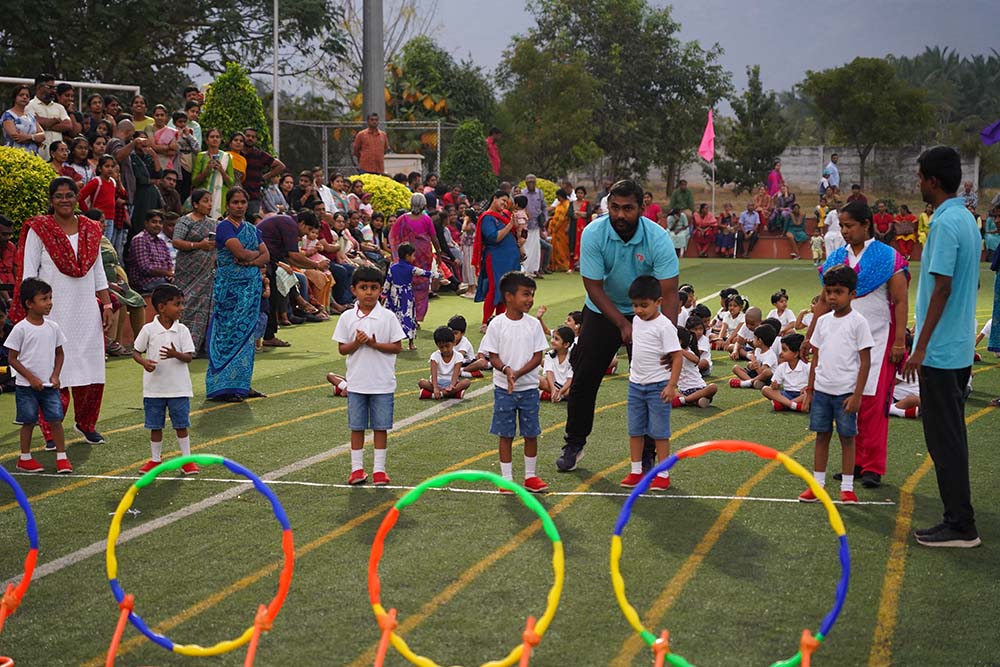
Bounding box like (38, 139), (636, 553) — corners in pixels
(132, 284), (198, 475)
(333, 266), (404, 486)
(479, 272), (549, 492)
(799, 265), (873, 504)
(5, 278), (72, 474)
(620, 275), (683, 492)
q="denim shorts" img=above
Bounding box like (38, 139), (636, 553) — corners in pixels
(490, 387), (541, 438)
(628, 381), (672, 439)
(781, 389), (802, 402)
(347, 392), (394, 431)
(808, 390), (857, 437)
(144, 397), (191, 430)
(15, 386), (63, 425)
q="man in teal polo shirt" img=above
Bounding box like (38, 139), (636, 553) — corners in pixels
(556, 179), (679, 472)
(903, 146), (981, 548)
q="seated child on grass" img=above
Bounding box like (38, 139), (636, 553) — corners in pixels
(672, 327), (717, 408)
(762, 333), (809, 412)
(684, 315), (713, 376)
(708, 289), (741, 346)
(539, 325), (575, 402)
(795, 295), (820, 331)
(731, 323), (778, 389)
(974, 318), (993, 361)
(448, 314), (487, 377)
(890, 370), (920, 419)
(760, 316), (784, 356)
(728, 305), (761, 360)
(767, 289), (797, 336)
(677, 288), (692, 327)
(418, 326), (471, 399)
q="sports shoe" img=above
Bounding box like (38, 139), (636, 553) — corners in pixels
(74, 425), (105, 444)
(55, 458), (73, 474)
(372, 471), (390, 486)
(671, 396), (683, 408)
(524, 476), (549, 493)
(772, 401), (787, 412)
(452, 390), (465, 399)
(913, 523), (948, 538)
(139, 459), (161, 474)
(861, 471), (882, 488)
(840, 490), (859, 504)
(540, 390), (553, 402)
(915, 526), (981, 548)
(181, 462), (200, 475)
(974, 352), (982, 362)
(649, 475), (671, 491)
(696, 397), (712, 408)
(798, 488), (819, 503)
(556, 446), (584, 472)
(347, 469), (368, 485)
(16, 458), (44, 473)
(470, 370), (484, 378)
(44, 439), (57, 451)
(334, 386), (348, 397)
(419, 388), (433, 400)
(729, 378), (741, 388)
(620, 472), (644, 488)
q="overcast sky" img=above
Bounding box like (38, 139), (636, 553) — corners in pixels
(431, 0), (1000, 96)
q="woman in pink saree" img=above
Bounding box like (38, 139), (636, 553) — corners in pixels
(388, 192), (441, 323)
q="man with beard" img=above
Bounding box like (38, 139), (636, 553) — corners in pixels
(26, 74), (72, 160)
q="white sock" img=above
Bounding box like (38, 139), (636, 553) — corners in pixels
(841, 474), (854, 492)
(350, 448), (364, 472)
(630, 461), (642, 474)
(813, 470), (826, 487)
(524, 455), (537, 480)
(888, 404), (905, 417)
(150, 441), (162, 462)
(338, 380), (348, 391)
(177, 436), (191, 457)
(678, 395), (687, 405)
(56, 452), (67, 461)
(373, 448), (387, 473)
(20, 453), (32, 461)
(740, 379), (754, 388)
(790, 402), (801, 412)
(500, 461), (513, 480)
(656, 470), (670, 479)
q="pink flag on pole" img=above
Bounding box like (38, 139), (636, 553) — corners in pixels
(698, 109), (715, 162)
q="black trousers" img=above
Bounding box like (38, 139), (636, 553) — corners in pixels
(264, 264), (297, 340)
(736, 229), (758, 255)
(919, 365), (976, 531)
(564, 308), (655, 462)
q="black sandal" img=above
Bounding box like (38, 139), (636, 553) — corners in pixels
(247, 389), (267, 399)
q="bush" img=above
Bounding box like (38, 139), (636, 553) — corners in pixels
(0, 147), (56, 236)
(441, 119), (496, 204)
(517, 177), (559, 206)
(353, 173), (413, 216)
(199, 62), (272, 154)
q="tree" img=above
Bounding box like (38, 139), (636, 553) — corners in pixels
(801, 58), (933, 188)
(398, 36), (496, 124)
(200, 63), (273, 154)
(441, 120), (496, 203)
(0, 147), (54, 235)
(710, 66), (789, 193)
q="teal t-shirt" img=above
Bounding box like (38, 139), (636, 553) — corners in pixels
(914, 197), (980, 369)
(579, 215), (679, 315)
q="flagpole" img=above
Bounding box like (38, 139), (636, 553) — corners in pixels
(711, 159), (716, 215)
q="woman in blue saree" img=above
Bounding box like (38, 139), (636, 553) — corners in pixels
(206, 187), (270, 402)
(473, 191), (520, 333)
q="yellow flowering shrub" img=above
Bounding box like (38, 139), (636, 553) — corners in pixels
(0, 146), (55, 236)
(353, 173), (413, 216)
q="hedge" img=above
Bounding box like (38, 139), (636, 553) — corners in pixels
(0, 146), (56, 236)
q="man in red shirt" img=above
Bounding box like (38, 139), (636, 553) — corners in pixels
(352, 113), (389, 174)
(486, 126), (502, 176)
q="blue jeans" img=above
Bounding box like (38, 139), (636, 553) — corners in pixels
(347, 392), (394, 431)
(15, 385), (63, 424)
(490, 387), (541, 438)
(143, 397), (191, 430)
(628, 381), (672, 439)
(809, 390), (857, 437)
(331, 262), (355, 306)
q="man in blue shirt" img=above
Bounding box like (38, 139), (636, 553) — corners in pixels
(825, 153), (840, 190)
(556, 179), (679, 472)
(737, 202), (760, 258)
(903, 146), (981, 548)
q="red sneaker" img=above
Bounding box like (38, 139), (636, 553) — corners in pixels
(649, 475), (671, 491)
(15, 458), (44, 473)
(372, 471), (390, 486)
(55, 458), (73, 474)
(334, 386), (348, 397)
(540, 390), (552, 402)
(729, 378), (741, 388)
(419, 388), (433, 400)
(798, 488), (819, 503)
(772, 400), (787, 412)
(470, 370), (484, 378)
(620, 472), (644, 488)
(139, 459), (160, 473)
(347, 469), (368, 485)
(453, 390), (464, 399)
(524, 476), (549, 493)
(605, 360), (618, 375)
(181, 462), (200, 475)
(840, 490), (859, 504)
(974, 352), (982, 362)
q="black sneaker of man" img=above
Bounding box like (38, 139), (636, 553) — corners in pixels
(556, 446), (584, 472)
(74, 424), (105, 444)
(44, 439), (58, 452)
(915, 526), (981, 548)
(861, 471), (882, 488)
(913, 523), (948, 538)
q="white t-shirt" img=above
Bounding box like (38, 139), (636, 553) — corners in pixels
(754, 346), (778, 371)
(893, 372), (919, 401)
(25, 97), (69, 161)
(429, 350), (461, 387)
(767, 308), (796, 329)
(454, 335), (476, 362)
(4, 318), (67, 387)
(736, 323), (755, 341)
(332, 302), (405, 394)
(629, 314), (682, 384)
(542, 353), (573, 387)
(133, 317), (196, 397)
(479, 313), (548, 392)
(720, 311), (744, 335)
(698, 335), (712, 373)
(811, 309), (875, 395)
(772, 360), (809, 394)
(677, 305), (691, 328)
(801, 312), (814, 329)
(980, 319), (992, 338)
(678, 352), (705, 391)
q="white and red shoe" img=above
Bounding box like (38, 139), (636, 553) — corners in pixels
(772, 401), (787, 412)
(347, 469), (368, 485)
(729, 378), (741, 388)
(181, 462), (200, 475)
(139, 459), (160, 474)
(372, 471), (390, 486)
(55, 458), (73, 474)
(15, 458), (44, 473)
(798, 488), (819, 503)
(470, 370), (484, 378)
(840, 490), (859, 504)
(419, 388), (433, 400)
(540, 390), (553, 402)
(649, 476), (671, 491)
(524, 476), (549, 493)
(620, 472), (643, 488)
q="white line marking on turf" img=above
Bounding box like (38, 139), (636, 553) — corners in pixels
(9, 472), (897, 506)
(5, 384), (496, 586)
(700, 266), (783, 302)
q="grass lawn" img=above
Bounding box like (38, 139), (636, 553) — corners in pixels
(1, 258), (998, 667)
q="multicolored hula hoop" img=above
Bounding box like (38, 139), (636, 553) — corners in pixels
(368, 470), (564, 667)
(0, 466), (39, 636)
(105, 455), (294, 657)
(610, 441), (850, 667)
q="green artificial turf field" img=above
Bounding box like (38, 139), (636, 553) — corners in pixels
(1, 258), (998, 667)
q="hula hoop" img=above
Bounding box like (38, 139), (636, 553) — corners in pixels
(0, 466), (39, 636)
(105, 455), (294, 657)
(610, 441), (850, 667)
(368, 470), (564, 667)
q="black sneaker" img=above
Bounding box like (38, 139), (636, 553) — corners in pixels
(556, 447), (584, 472)
(861, 471), (882, 488)
(44, 439), (58, 452)
(74, 424), (105, 444)
(913, 523), (948, 538)
(915, 526), (981, 548)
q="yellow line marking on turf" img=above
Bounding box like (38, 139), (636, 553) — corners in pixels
(611, 433), (813, 667)
(866, 404), (994, 667)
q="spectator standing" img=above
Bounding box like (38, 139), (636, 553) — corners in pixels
(157, 170), (182, 215)
(521, 174), (547, 276)
(172, 189), (217, 354)
(192, 128), (235, 218)
(825, 153), (841, 190)
(242, 127), (286, 218)
(668, 179), (695, 220)
(766, 160), (785, 197)
(54, 84), (83, 139)
(352, 113), (389, 174)
(2, 84), (44, 154)
(486, 126), (502, 176)
(25, 75), (72, 161)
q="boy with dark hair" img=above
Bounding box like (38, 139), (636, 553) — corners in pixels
(479, 271), (549, 492)
(763, 332), (810, 412)
(418, 326), (472, 399)
(133, 284), (198, 474)
(448, 314), (486, 377)
(732, 322), (778, 389)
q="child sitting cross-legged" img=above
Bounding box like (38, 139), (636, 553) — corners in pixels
(684, 315), (713, 377)
(889, 369), (920, 419)
(448, 314), (487, 377)
(710, 292), (744, 350)
(418, 326), (472, 400)
(671, 327), (717, 408)
(762, 333), (809, 412)
(728, 305), (762, 360)
(730, 323), (778, 389)
(539, 325), (575, 403)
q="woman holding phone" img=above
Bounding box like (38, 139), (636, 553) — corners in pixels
(191, 128), (234, 217)
(172, 189), (218, 354)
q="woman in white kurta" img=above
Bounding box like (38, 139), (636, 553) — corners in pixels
(16, 177), (114, 446)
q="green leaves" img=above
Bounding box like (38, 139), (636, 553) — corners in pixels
(0, 147), (56, 236)
(440, 120), (496, 204)
(200, 63), (272, 155)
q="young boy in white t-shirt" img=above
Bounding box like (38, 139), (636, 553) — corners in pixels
(5, 278), (71, 474)
(729, 306), (762, 360)
(418, 326), (472, 399)
(539, 325), (575, 402)
(620, 275), (683, 491)
(730, 323), (778, 389)
(762, 333), (809, 412)
(799, 265), (874, 504)
(132, 284), (198, 474)
(479, 271), (549, 492)
(333, 267), (405, 486)
(448, 314), (486, 377)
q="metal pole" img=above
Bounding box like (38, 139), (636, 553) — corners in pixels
(711, 160), (716, 215)
(436, 119), (441, 174)
(322, 126), (329, 180)
(272, 0), (280, 155)
(362, 0), (386, 124)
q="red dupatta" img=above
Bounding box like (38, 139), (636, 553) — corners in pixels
(10, 214), (103, 323)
